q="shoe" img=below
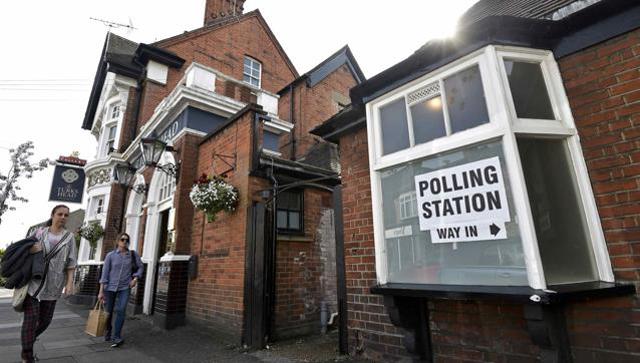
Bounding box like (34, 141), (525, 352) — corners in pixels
(111, 338), (124, 348)
(104, 334), (111, 342)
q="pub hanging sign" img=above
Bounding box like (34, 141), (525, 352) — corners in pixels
(49, 156), (86, 203)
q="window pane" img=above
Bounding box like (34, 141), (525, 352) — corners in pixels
(410, 96), (446, 144)
(504, 61), (555, 120)
(263, 130), (280, 152)
(277, 211), (287, 229)
(380, 140), (527, 285)
(380, 98), (410, 155)
(289, 212), (300, 229)
(444, 65), (489, 133)
(518, 138), (598, 284)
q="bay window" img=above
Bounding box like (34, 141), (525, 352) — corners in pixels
(367, 46), (613, 289)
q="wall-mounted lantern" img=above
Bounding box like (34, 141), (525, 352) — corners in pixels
(139, 137), (179, 178)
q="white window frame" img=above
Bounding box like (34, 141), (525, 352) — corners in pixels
(366, 45), (613, 289)
(243, 56), (262, 88)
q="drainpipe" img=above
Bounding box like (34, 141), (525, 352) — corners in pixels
(267, 162), (278, 343)
(289, 84), (296, 161)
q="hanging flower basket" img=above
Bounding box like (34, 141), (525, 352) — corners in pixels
(189, 173), (238, 223)
(78, 221), (105, 249)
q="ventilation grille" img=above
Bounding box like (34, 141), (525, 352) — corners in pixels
(407, 83), (440, 105)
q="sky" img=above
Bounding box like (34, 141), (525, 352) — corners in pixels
(0, 0), (478, 248)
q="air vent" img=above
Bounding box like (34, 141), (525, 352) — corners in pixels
(407, 83), (440, 105)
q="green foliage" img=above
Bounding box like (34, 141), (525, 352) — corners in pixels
(78, 221), (105, 249)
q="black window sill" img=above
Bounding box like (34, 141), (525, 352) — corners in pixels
(370, 281), (635, 305)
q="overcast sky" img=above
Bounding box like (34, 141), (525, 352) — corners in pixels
(0, 0), (478, 248)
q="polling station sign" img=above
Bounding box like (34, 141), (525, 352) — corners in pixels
(414, 156), (510, 243)
(49, 164), (85, 203)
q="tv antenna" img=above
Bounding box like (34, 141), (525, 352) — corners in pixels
(89, 17), (137, 33)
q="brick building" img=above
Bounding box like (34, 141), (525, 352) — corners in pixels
(314, 0), (640, 361)
(75, 0), (363, 348)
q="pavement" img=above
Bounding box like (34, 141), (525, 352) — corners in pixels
(0, 288), (367, 363)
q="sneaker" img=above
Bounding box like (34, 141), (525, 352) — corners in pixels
(110, 338), (124, 348)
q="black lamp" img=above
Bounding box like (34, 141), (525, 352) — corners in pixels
(139, 137), (179, 177)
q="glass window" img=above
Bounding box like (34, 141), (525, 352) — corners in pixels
(106, 125), (117, 153)
(444, 65), (489, 133)
(504, 60), (555, 119)
(93, 195), (105, 215)
(518, 138), (598, 284)
(277, 190), (303, 233)
(410, 96), (446, 144)
(380, 98), (410, 155)
(110, 104), (121, 120)
(380, 140), (527, 286)
(263, 130), (280, 153)
(243, 57), (262, 88)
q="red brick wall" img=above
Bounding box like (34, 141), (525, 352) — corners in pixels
(117, 86), (139, 152)
(187, 111), (254, 339)
(136, 14), (296, 129)
(558, 28), (640, 361)
(101, 185), (127, 259)
(280, 64), (356, 160)
(171, 133), (202, 254)
(336, 30), (640, 362)
(273, 188), (335, 338)
(337, 127), (407, 361)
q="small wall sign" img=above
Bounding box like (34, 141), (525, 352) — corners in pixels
(414, 156), (510, 243)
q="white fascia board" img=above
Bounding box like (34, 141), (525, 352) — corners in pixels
(264, 118), (294, 134)
(121, 85), (245, 161)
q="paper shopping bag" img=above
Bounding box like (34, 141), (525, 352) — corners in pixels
(85, 301), (108, 337)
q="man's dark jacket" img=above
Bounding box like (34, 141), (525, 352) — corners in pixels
(1, 236), (45, 289)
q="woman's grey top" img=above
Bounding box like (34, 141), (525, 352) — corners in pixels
(27, 228), (77, 301)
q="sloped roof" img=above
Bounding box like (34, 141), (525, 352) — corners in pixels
(81, 33), (184, 130)
(460, 0), (583, 25)
(278, 45), (365, 94)
(314, 0), (640, 142)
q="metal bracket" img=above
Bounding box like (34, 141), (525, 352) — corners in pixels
(524, 303), (573, 363)
(212, 152), (237, 176)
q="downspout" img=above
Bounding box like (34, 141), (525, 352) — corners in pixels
(289, 84), (296, 161)
(266, 161), (278, 343)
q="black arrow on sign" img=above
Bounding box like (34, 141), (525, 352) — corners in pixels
(490, 223), (501, 236)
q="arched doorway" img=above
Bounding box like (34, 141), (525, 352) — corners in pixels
(141, 152), (177, 314)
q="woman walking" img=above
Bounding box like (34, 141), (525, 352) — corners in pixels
(98, 232), (143, 347)
(21, 204), (77, 363)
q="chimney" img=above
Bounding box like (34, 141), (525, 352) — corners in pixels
(204, 0), (245, 25)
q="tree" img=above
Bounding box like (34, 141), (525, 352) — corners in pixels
(0, 141), (51, 225)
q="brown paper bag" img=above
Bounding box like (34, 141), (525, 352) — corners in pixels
(85, 301), (107, 337)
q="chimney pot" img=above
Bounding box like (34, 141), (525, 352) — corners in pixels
(204, 0), (245, 25)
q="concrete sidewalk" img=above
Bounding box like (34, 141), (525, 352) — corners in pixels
(0, 295), (364, 363)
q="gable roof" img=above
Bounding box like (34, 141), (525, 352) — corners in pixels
(152, 10), (299, 79)
(278, 45), (366, 94)
(81, 33), (185, 130)
(81, 33), (142, 130)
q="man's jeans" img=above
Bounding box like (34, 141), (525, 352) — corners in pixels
(104, 288), (130, 341)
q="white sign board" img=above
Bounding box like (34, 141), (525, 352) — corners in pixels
(414, 156), (510, 242)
